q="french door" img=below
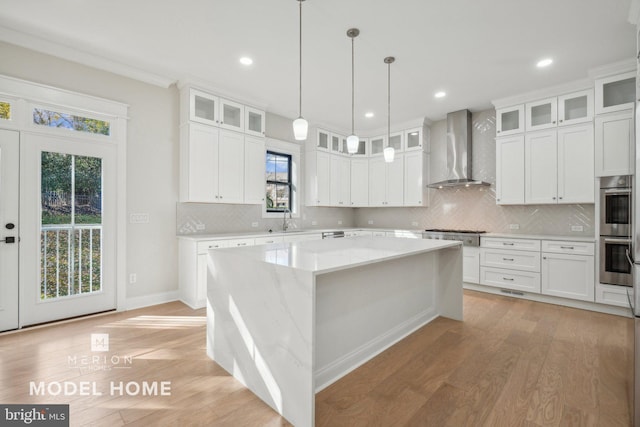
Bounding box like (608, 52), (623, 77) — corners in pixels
(0, 129), (19, 331)
(20, 132), (116, 327)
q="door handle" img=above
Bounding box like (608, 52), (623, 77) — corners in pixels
(626, 248), (635, 267)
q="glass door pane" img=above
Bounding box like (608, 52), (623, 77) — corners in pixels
(41, 152), (102, 300)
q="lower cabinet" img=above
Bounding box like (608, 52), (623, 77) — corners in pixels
(462, 247), (480, 284)
(480, 238), (541, 293)
(541, 241), (595, 302)
(480, 267), (541, 293)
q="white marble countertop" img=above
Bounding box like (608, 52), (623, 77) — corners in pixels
(483, 233), (597, 242)
(209, 236), (461, 275)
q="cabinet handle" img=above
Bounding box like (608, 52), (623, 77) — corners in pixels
(552, 197), (556, 200)
(502, 242), (514, 246)
(559, 197), (563, 200)
(503, 277), (514, 281)
(237, 243), (247, 246)
(552, 121), (556, 124)
(559, 119), (563, 123)
(503, 258), (514, 261)
(560, 246), (574, 250)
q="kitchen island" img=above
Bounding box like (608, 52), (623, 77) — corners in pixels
(206, 236), (462, 427)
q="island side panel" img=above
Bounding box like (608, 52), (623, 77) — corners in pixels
(314, 251), (449, 391)
(436, 245), (464, 321)
(206, 250), (315, 427)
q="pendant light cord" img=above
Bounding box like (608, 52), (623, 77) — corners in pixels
(387, 61), (390, 140)
(351, 36), (355, 135)
(298, 0), (303, 117)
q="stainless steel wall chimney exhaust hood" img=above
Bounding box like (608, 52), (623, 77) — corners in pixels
(428, 109), (491, 189)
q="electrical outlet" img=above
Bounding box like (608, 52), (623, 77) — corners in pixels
(129, 273), (137, 284)
(411, 221), (419, 227)
(571, 225), (584, 232)
(311, 220), (317, 226)
(195, 223), (205, 231)
(129, 213), (149, 224)
(509, 224), (520, 230)
(338, 220), (343, 225)
(368, 220), (374, 225)
(251, 222), (259, 228)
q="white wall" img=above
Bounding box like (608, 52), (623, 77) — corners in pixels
(0, 41), (179, 300)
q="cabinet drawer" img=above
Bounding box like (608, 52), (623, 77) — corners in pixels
(226, 238), (255, 247)
(595, 283), (631, 308)
(197, 240), (229, 254)
(481, 237), (541, 251)
(480, 248), (540, 272)
(254, 236), (284, 245)
(480, 267), (541, 293)
(541, 240), (594, 255)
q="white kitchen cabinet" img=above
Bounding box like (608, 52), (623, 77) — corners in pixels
(404, 150), (428, 207)
(244, 106), (266, 137)
(495, 135), (525, 205)
(388, 132), (403, 152)
(354, 138), (369, 156)
(180, 124), (246, 204)
(254, 236), (284, 245)
(541, 251), (595, 302)
(463, 247), (480, 284)
(244, 135), (266, 204)
(330, 154), (351, 206)
(525, 130), (557, 204)
(330, 133), (343, 153)
(180, 123), (219, 203)
(524, 125), (594, 205)
(404, 127), (423, 151)
(345, 230), (373, 237)
(595, 71), (636, 115)
(316, 129), (330, 150)
(283, 233), (322, 242)
(219, 98), (244, 132)
(556, 124), (594, 203)
(496, 104), (524, 136)
(526, 97), (557, 132)
(385, 230), (422, 238)
(558, 89), (593, 126)
(595, 110), (633, 176)
(480, 237), (541, 294)
(189, 88), (219, 126)
(350, 159), (369, 207)
(369, 155), (404, 206)
(305, 149), (331, 206)
(179, 239), (229, 309)
(370, 135), (386, 156)
(217, 130), (245, 203)
(595, 283), (630, 307)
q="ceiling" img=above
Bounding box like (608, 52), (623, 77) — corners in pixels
(0, 0), (636, 134)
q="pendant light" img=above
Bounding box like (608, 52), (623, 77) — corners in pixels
(383, 56), (395, 163)
(292, 0), (308, 140)
(346, 28), (360, 154)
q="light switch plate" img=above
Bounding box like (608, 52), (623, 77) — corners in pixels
(338, 220), (343, 225)
(411, 221), (419, 227)
(509, 224), (520, 230)
(311, 220), (318, 226)
(251, 222), (259, 228)
(571, 225), (584, 232)
(368, 220), (374, 225)
(129, 213), (149, 224)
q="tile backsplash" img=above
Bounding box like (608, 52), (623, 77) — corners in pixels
(353, 109), (595, 236)
(177, 109), (594, 237)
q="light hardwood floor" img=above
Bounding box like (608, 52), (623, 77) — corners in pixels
(0, 290), (632, 426)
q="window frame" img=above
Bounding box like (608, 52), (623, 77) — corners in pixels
(262, 138), (301, 219)
(266, 150), (293, 213)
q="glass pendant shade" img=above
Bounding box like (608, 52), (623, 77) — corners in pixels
(346, 134), (359, 154)
(384, 146), (395, 162)
(293, 116), (308, 140)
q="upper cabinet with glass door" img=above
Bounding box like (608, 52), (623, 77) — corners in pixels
(496, 105), (525, 136)
(558, 89), (593, 126)
(404, 128), (423, 151)
(525, 97), (557, 132)
(330, 133), (345, 154)
(219, 98), (244, 132)
(190, 88), (219, 126)
(316, 129), (330, 150)
(388, 132), (403, 153)
(245, 106), (265, 137)
(595, 71), (636, 115)
(370, 135), (386, 156)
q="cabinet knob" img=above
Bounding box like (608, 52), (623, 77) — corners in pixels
(552, 197), (556, 200)
(552, 121), (556, 124)
(559, 197), (563, 200)
(543, 256), (547, 260)
(497, 130), (501, 133)
(559, 119), (563, 123)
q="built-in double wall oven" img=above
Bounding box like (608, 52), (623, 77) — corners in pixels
(599, 175), (632, 287)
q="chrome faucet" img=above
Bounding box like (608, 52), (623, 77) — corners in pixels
(282, 208), (291, 231)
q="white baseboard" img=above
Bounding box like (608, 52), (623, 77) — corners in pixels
(314, 308), (438, 392)
(125, 290), (180, 311)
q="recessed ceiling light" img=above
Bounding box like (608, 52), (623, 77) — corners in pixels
(239, 57), (253, 66)
(434, 91), (446, 98)
(536, 58), (553, 68)
(365, 112), (374, 118)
